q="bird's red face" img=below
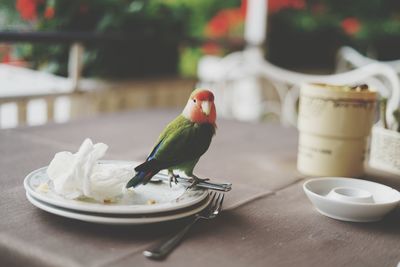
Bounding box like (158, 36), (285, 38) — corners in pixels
(182, 89), (216, 124)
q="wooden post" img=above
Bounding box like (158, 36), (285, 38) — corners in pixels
(46, 96), (55, 122)
(68, 42), (84, 92)
(17, 99), (28, 125)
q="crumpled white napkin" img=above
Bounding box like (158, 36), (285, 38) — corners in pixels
(46, 138), (134, 202)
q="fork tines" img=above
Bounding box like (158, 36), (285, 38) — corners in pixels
(204, 192), (224, 217)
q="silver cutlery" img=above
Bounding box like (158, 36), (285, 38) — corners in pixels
(150, 174), (232, 192)
(143, 192), (225, 260)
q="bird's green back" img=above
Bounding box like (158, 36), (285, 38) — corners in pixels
(153, 115), (215, 167)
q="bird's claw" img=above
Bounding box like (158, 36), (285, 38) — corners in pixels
(168, 173), (180, 188)
(187, 177), (210, 189)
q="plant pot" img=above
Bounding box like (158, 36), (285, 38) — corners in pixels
(266, 18), (344, 71)
(369, 126), (400, 176)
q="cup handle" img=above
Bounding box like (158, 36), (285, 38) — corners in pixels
(282, 85), (300, 127)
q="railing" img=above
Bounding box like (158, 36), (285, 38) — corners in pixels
(0, 32), (92, 128)
(0, 77), (195, 128)
(0, 92), (66, 126)
(0, 31), (207, 128)
(0, 31), (245, 128)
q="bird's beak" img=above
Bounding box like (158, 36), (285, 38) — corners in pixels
(201, 101), (211, 116)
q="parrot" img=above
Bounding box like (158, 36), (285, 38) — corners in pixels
(126, 89), (217, 189)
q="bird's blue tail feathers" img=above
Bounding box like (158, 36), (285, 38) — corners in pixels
(126, 170), (155, 188)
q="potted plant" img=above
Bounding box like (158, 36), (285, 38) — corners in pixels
(266, 0), (400, 71)
(1, 0), (187, 78)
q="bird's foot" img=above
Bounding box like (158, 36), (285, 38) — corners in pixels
(187, 176), (210, 189)
(168, 173), (180, 188)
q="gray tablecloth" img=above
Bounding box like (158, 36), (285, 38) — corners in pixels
(1, 109), (399, 267)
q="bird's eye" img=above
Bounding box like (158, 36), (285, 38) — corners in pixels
(193, 99), (196, 103)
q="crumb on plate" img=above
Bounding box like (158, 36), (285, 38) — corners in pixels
(147, 199), (156, 205)
(36, 183), (49, 193)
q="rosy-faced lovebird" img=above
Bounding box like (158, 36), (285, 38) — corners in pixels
(126, 89), (217, 188)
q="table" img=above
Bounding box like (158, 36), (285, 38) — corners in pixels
(1, 109), (399, 267)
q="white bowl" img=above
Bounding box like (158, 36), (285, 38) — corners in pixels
(303, 177), (400, 222)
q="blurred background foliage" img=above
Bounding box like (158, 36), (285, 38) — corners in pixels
(1, 0), (400, 77)
(267, 0), (400, 71)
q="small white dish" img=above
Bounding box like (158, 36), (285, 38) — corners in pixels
(303, 177), (400, 222)
(26, 192), (211, 225)
(24, 161), (208, 215)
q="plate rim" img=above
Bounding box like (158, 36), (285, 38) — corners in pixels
(24, 161), (208, 214)
(26, 192), (210, 225)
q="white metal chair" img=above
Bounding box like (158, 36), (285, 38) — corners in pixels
(197, 0), (400, 126)
(336, 46), (400, 74)
(198, 47), (400, 127)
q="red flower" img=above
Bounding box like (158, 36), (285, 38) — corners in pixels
(240, 0), (248, 17)
(16, 0), (38, 21)
(206, 12), (230, 38)
(341, 17), (361, 35)
(268, 0), (305, 14)
(201, 42), (223, 55)
(1, 53), (11, 64)
(79, 4), (89, 14)
(44, 6), (55, 19)
(205, 9), (244, 38)
(312, 3), (326, 14)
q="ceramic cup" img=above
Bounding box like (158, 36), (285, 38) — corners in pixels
(297, 83), (377, 177)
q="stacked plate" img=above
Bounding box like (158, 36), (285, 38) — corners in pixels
(24, 165), (210, 225)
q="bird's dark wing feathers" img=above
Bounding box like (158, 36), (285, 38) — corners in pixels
(147, 138), (164, 161)
(134, 158), (164, 172)
(135, 122), (214, 173)
(154, 122), (214, 168)
(134, 136), (180, 172)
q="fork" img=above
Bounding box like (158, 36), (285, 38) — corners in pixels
(143, 192), (225, 260)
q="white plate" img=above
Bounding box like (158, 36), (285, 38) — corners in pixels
(303, 177), (400, 222)
(26, 192), (211, 225)
(24, 161), (208, 215)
